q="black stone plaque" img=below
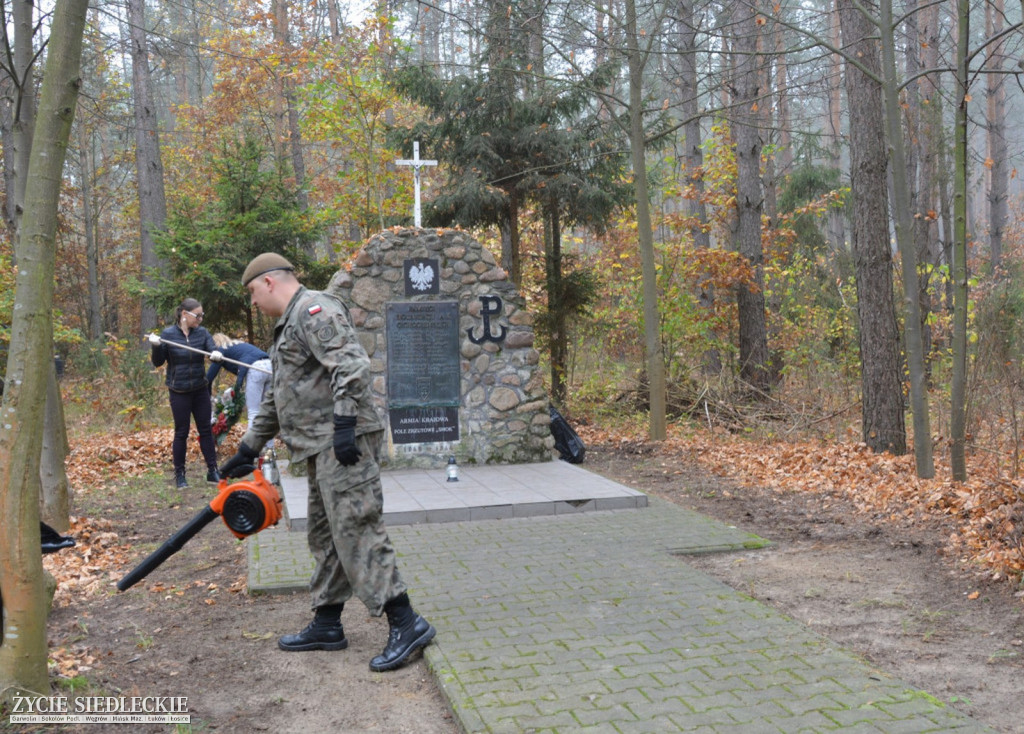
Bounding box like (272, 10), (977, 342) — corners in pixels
(389, 406), (459, 444)
(386, 301), (460, 409)
(404, 258), (440, 296)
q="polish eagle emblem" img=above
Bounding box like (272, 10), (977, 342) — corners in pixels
(409, 262), (435, 291)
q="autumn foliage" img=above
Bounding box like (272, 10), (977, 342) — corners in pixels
(578, 422), (1024, 583)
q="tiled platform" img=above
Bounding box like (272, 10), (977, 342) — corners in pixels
(277, 459), (648, 530)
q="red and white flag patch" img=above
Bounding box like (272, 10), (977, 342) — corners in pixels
(308, 304), (322, 315)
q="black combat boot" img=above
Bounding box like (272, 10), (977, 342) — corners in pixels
(174, 469), (188, 489)
(369, 593), (436, 672)
(206, 466), (221, 483)
(278, 604), (348, 652)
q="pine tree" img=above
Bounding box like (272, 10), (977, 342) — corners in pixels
(390, 60), (630, 403)
(143, 134), (327, 342)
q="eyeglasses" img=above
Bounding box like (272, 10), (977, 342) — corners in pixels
(185, 310), (204, 321)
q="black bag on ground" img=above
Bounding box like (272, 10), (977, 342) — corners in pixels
(549, 405), (586, 464)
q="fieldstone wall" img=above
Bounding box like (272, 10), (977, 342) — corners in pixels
(327, 227), (554, 468)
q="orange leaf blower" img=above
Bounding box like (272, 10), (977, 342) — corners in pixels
(117, 467), (282, 591)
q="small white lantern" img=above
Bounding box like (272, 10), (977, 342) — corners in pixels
(446, 456), (459, 482)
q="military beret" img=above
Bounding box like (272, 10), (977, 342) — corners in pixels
(242, 253), (294, 286)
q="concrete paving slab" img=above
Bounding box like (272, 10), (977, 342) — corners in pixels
(277, 460), (649, 532)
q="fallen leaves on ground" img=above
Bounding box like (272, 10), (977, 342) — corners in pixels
(43, 516), (132, 608)
(65, 427), (242, 491)
(46, 426), (244, 681)
(577, 423), (1024, 583)
(42, 515), (136, 679)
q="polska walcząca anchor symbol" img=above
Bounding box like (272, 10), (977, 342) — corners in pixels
(467, 295), (507, 345)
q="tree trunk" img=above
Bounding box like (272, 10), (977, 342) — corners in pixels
(4, 0), (38, 243)
(0, 0), (89, 697)
(950, 0), (970, 481)
(39, 367), (70, 530)
(880, 0), (933, 477)
(674, 0), (719, 374)
(675, 0), (708, 254)
(525, 0), (545, 93)
(904, 2), (935, 361)
(985, 0), (1007, 273)
(128, 0), (167, 336)
(270, 0), (288, 162)
(276, 0), (310, 237)
(624, 0), (666, 440)
(286, 92), (309, 219)
(838, 0), (907, 455)
(934, 85), (954, 312)
(917, 0), (942, 286)
(487, 0), (521, 285)
(732, 0), (773, 393)
(1, 75), (19, 239)
(78, 118), (102, 339)
(826, 0), (846, 252)
(500, 193), (521, 286)
(773, 24), (792, 176)
(325, 0), (340, 42)
(544, 201), (567, 406)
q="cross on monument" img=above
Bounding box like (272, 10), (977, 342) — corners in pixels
(395, 141), (437, 228)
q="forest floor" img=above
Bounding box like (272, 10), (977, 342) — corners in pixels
(9, 423), (1024, 733)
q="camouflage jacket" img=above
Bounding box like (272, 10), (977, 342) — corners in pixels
(242, 286), (382, 461)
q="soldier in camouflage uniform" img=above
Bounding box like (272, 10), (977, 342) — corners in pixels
(219, 253), (435, 672)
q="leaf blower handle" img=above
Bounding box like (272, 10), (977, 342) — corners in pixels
(151, 336), (272, 374)
(116, 506), (220, 591)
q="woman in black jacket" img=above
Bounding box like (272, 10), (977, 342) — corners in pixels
(149, 298), (220, 488)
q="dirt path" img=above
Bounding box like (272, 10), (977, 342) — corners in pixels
(42, 472), (458, 734)
(33, 442), (1024, 733)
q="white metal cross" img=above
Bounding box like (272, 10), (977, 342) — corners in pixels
(395, 141), (437, 228)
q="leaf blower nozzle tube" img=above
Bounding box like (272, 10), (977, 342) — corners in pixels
(116, 507), (219, 591)
(117, 469), (282, 592)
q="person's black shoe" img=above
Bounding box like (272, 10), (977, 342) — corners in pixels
(278, 605), (348, 652)
(40, 522), (76, 554)
(41, 537), (76, 554)
(207, 468), (221, 483)
(175, 470), (188, 489)
(369, 593), (436, 672)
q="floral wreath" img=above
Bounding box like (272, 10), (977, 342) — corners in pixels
(212, 386), (245, 444)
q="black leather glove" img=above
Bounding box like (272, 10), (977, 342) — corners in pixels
(333, 415), (361, 467)
(219, 442), (260, 478)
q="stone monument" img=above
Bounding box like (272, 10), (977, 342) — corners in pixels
(327, 227), (555, 468)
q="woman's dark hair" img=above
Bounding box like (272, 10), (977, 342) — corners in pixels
(175, 297), (202, 323)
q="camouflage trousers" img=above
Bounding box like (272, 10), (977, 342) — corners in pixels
(305, 430), (406, 616)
